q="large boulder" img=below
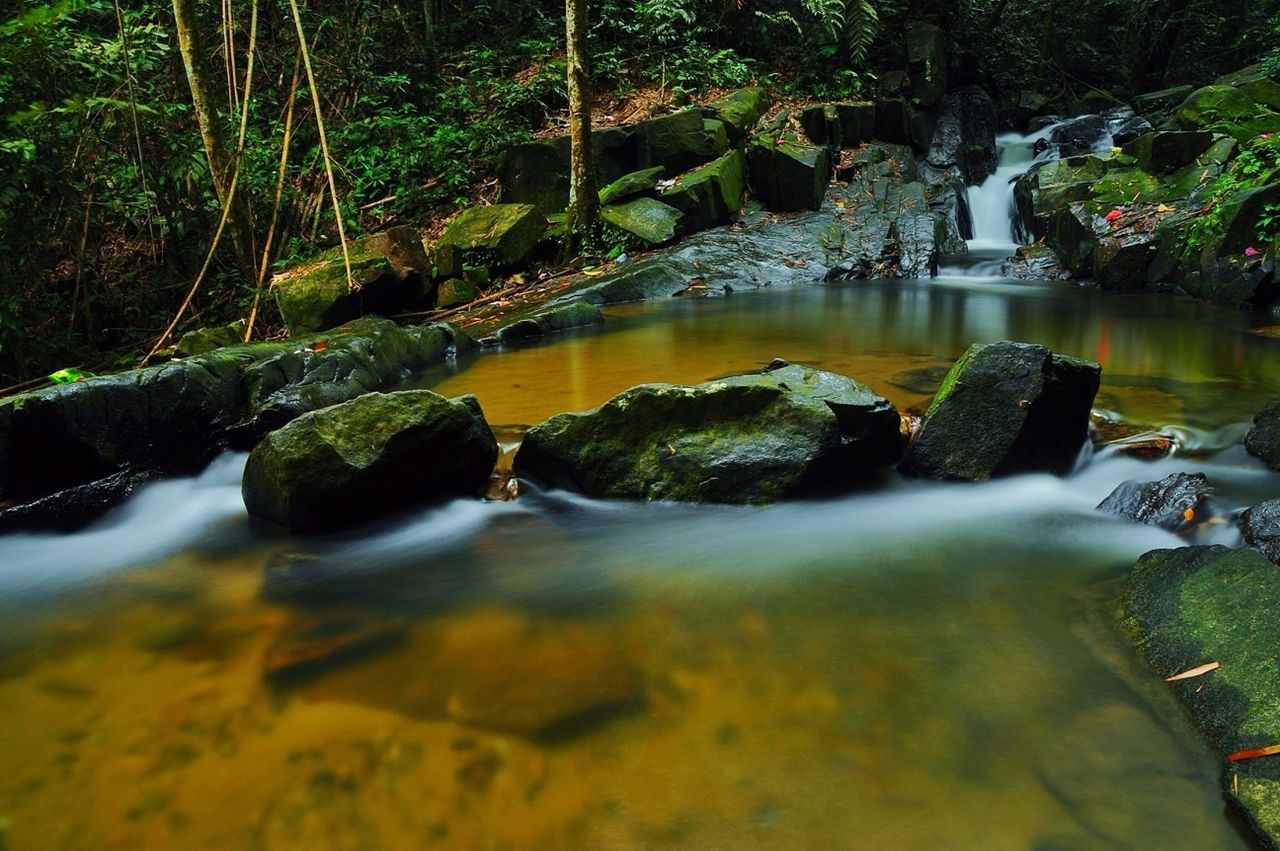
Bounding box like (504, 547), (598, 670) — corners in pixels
(242, 390), (497, 531)
(273, 226), (431, 336)
(601, 197), (683, 246)
(1133, 85), (1195, 116)
(495, 141), (571, 213)
(746, 137), (831, 212)
(598, 166), (665, 206)
(1121, 545), (1280, 847)
(926, 86), (998, 184)
(1176, 85), (1262, 128)
(1096, 472), (1211, 531)
(1218, 65), (1280, 111)
(905, 23), (947, 108)
(1244, 399), (1280, 470)
(1241, 498), (1280, 565)
(1044, 203), (1103, 275)
(514, 363), (903, 504)
(659, 150), (746, 233)
(436, 203), (545, 269)
(704, 87), (769, 143)
(1121, 131), (1215, 173)
(900, 341), (1101, 480)
(642, 108), (712, 174)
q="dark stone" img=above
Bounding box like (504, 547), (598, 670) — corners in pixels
(659, 150), (747, 232)
(926, 87), (998, 184)
(242, 390), (498, 532)
(801, 104), (842, 150)
(900, 341), (1101, 481)
(598, 166), (665, 206)
(704, 88), (769, 143)
(1049, 115), (1109, 156)
(1108, 115), (1155, 147)
(496, 141), (571, 212)
(1045, 204), (1102, 275)
(514, 363), (902, 504)
(641, 108), (712, 174)
(1096, 472), (1210, 530)
(875, 99), (913, 145)
(1241, 498), (1280, 564)
(1094, 231), (1159, 291)
(905, 23), (947, 108)
(264, 612), (407, 683)
(1245, 399), (1280, 470)
(480, 300), (603, 347)
(1133, 85), (1195, 116)
(1121, 131), (1215, 173)
(835, 103), (876, 146)
(746, 137), (831, 212)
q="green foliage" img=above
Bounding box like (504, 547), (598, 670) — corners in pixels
(1183, 134), (1280, 254)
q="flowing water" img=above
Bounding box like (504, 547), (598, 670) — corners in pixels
(3, 273), (1280, 848)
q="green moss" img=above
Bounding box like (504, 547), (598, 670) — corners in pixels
(437, 203), (546, 268)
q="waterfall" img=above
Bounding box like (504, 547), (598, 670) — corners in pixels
(965, 130), (1051, 254)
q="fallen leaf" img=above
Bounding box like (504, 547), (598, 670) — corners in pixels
(582, 267), (605, 277)
(313, 339), (328, 353)
(1229, 744), (1280, 762)
(1166, 661), (1219, 681)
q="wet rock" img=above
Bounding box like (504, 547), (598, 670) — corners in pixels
(436, 204), (546, 270)
(1096, 472), (1211, 531)
(1108, 115), (1154, 147)
(1121, 545), (1280, 847)
(1218, 65), (1280, 111)
(1094, 230), (1159, 292)
(1241, 499), (1280, 565)
(875, 98), (913, 146)
(1097, 430), (1177, 460)
(515, 362), (902, 504)
(1133, 85), (1195, 116)
(659, 150), (746, 233)
(1176, 85), (1263, 129)
(274, 226), (432, 336)
(905, 23), (947, 108)
(926, 86), (998, 184)
(829, 170), (945, 278)
(835, 102), (876, 146)
(601, 197), (683, 247)
(1121, 131), (1215, 174)
(1044, 203), (1102, 275)
(704, 88), (769, 143)
(888, 364), (951, 395)
(746, 136), (831, 212)
(1245, 399), (1280, 470)
(1049, 115), (1109, 156)
(480, 300), (603, 346)
(598, 166), (665, 207)
(1001, 244), (1070, 281)
(801, 103), (842, 150)
(264, 611), (406, 683)
(242, 390), (498, 532)
(1014, 91), (1050, 130)
(174, 322), (245, 357)
(900, 341), (1101, 481)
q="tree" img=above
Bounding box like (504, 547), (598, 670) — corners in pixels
(563, 0), (599, 251)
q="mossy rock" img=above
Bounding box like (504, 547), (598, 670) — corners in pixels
(175, 322), (246, 357)
(1218, 65), (1280, 111)
(698, 118), (730, 161)
(641, 108), (711, 174)
(746, 136), (831, 212)
(437, 277), (478, 308)
(659, 150), (746, 233)
(598, 166), (665, 206)
(1177, 85), (1263, 129)
(437, 203), (546, 269)
(1121, 545), (1280, 848)
(704, 87), (769, 142)
(241, 390), (497, 531)
(1044, 203), (1103, 275)
(1134, 85), (1195, 115)
(601, 197), (683, 247)
(1088, 168), (1163, 209)
(514, 363), (902, 504)
(1121, 131), (1215, 174)
(482, 300), (604, 346)
(905, 23), (947, 108)
(901, 341), (1101, 481)
(1245, 399), (1280, 470)
(495, 140), (570, 213)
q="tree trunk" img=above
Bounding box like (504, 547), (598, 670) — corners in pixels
(171, 0), (257, 278)
(564, 0), (599, 252)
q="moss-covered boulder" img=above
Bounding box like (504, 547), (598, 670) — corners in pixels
(601, 197), (683, 247)
(1014, 155), (1109, 230)
(174, 322), (246, 357)
(1121, 131), (1216, 173)
(641, 108), (711, 174)
(495, 140), (570, 213)
(1121, 545), (1280, 847)
(598, 166), (665, 206)
(746, 136), (831, 212)
(900, 341), (1101, 481)
(436, 277), (478, 308)
(242, 390), (497, 531)
(698, 118), (730, 161)
(273, 226), (431, 336)
(1177, 85), (1263, 128)
(1244, 399), (1280, 470)
(659, 150), (746, 233)
(514, 363), (902, 504)
(437, 203), (545, 270)
(906, 23), (947, 108)
(481, 300), (603, 346)
(1219, 65), (1280, 111)
(704, 87), (769, 143)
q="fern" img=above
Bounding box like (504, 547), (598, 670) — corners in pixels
(796, 0), (880, 66)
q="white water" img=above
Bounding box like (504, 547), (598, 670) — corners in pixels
(966, 130), (1051, 254)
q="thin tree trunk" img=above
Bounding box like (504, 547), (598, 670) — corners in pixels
(171, 0), (257, 278)
(564, 0), (598, 253)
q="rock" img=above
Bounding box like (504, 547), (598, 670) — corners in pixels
(241, 390), (498, 531)
(659, 150), (746, 233)
(1049, 115), (1109, 156)
(1044, 203), (1102, 275)
(642, 108), (712, 174)
(1096, 472), (1211, 530)
(828, 167), (946, 279)
(601, 197), (683, 246)
(174, 322), (245, 357)
(514, 363), (902, 504)
(905, 23), (947, 108)
(273, 226), (431, 336)
(698, 118), (731, 161)
(1121, 545), (1280, 847)
(436, 203), (545, 269)
(1133, 85), (1195, 115)
(1241, 499), (1280, 564)
(875, 98), (913, 145)
(264, 611), (407, 682)
(1014, 155), (1109, 231)
(1001, 244), (1070, 280)
(1245, 399), (1280, 470)
(1014, 91), (1050, 130)
(1219, 65), (1280, 111)
(704, 87), (769, 143)
(481, 300), (603, 346)
(428, 242), (463, 279)
(1176, 85), (1262, 129)
(900, 341), (1101, 480)
(888, 364), (951, 395)
(436, 277), (478, 308)
(1094, 230), (1159, 292)
(495, 140), (570, 212)
(746, 137), (831, 212)
(1108, 115), (1155, 147)
(835, 102), (876, 146)
(1121, 131), (1215, 173)
(598, 166), (665, 206)
(801, 104), (842, 150)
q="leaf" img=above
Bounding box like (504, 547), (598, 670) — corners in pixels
(582, 267), (604, 277)
(1228, 744), (1280, 762)
(1165, 661), (1219, 681)
(313, 340), (328, 353)
(48, 367), (93, 384)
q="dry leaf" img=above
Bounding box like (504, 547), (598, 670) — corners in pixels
(1166, 661), (1219, 681)
(313, 340), (328, 353)
(1229, 744), (1280, 762)
(582, 267), (604, 277)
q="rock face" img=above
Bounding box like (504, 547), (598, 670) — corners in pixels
(1240, 498), (1280, 565)
(514, 362), (903, 504)
(746, 136), (832, 212)
(242, 390), (498, 532)
(436, 203), (546, 269)
(273, 226), (431, 336)
(1245, 399), (1280, 470)
(1121, 545), (1280, 847)
(925, 86), (998, 184)
(1121, 131), (1215, 173)
(905, 23), (947, 108)
(1096, 472), (1210, 531)
(900, 341), (1101, 481)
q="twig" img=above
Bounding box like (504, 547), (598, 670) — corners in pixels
(390, 284), (529, 322)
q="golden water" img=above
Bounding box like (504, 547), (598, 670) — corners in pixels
(2, 277), (1278, 850)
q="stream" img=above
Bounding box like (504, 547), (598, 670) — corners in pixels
(2, 134), (1279, 849)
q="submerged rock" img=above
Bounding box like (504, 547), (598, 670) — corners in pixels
(1096, 472), (1211, 531)
(264, 611), (407, 683)
(514, 362), (902, 504)
(900, 341), (1101, 481)
(241, 390), (497, 532)
(1241, 498), (1280, 564)
(1121, 545), (1280, 847)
